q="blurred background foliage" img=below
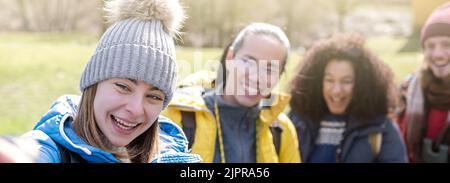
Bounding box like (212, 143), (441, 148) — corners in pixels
(0, 0), (444, 134)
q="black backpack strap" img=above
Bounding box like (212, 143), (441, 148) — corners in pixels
(269, 122), (283, 156)
(56, 142), (86, 163)
(181, 111), (196, 149)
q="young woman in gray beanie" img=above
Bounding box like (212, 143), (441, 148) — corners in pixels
(21, 0), (201, 163)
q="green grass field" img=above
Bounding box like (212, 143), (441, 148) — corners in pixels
(0, 33), (420, 135)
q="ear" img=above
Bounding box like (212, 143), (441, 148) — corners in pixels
(226, 47), (235, 61)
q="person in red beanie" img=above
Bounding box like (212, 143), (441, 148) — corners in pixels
(397, 2), (450, 163)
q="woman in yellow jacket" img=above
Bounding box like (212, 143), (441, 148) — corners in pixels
(163, 23), (300, 163)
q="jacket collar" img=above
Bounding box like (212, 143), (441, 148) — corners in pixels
(34, 95), (202, 163)
(259, 93), (291, 125)
(34, 95), (119, 163)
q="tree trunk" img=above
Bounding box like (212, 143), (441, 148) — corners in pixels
(16, 0), (30, 31)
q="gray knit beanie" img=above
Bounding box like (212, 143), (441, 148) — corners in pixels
(80, 0), (185, 108)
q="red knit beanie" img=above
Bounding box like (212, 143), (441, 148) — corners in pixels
(421, 2), (450, 48)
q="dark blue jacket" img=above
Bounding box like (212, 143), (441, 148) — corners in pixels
(288, 111), (408, 163)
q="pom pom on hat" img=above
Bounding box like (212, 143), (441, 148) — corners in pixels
(104, 0), (186, 35)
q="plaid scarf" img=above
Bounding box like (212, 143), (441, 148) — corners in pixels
(406, 72), (450, 162)
(425, 73), (450, 110)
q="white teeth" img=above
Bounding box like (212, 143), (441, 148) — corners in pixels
(332, 97), (342, 102)
(243, 82), (259, 95)
(112, 115), (138, 130)
(116, 122), (132, 130)
(433, 61), (450, 67)
(246, 86), (258, 94)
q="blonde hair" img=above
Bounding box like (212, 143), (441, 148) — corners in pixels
(72, 84), (159, 163)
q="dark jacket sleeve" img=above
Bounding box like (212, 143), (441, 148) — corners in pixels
(378, 120), (409, 163)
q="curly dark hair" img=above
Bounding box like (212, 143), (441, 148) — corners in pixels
(289, 34), (396, 124)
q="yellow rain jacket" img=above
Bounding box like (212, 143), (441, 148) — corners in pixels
(162, 90), (301, 163)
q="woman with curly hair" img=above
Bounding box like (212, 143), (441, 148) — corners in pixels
(288, 34), (407, 163)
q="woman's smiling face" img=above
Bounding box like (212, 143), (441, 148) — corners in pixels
(424, 36), (450, 79)
(93, 78), (165, 147)
(322, 60), (355, 115)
